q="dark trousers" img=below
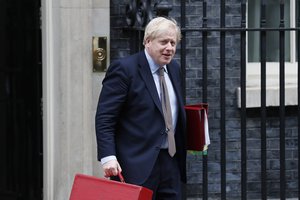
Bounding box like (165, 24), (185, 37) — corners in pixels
(141, 149), (182, 200)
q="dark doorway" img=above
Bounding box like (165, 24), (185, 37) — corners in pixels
(0, 0), (43, 200)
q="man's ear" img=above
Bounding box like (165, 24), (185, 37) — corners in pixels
(144, 39), (151, 47)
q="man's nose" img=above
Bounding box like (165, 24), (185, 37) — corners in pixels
(166, 42), (173, 49)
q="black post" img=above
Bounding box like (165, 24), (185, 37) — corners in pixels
(202, 1), (208, 199)
(279, 1), (286, 199)
(220, 0), (226, 199)
(260, 1), (267, 199)
(180, 1), (187, 199)
(180, 0), (186, 101)
(155, 0), (172, 17)
(240, 1), (247, 199)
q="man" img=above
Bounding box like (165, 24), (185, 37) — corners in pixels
(95, 17), (186, 199)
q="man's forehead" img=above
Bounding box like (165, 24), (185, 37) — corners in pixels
(156, 31), (177, 39)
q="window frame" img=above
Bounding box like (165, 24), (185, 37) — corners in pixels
(238, 0), (298, 108)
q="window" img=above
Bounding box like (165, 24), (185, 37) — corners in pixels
(248, 0), (291, 62)
(238, 0), (298, 107)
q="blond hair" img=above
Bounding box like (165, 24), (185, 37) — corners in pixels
(143, 17), (181, 45)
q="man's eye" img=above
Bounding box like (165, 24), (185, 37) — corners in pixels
(160, 41), (176, 46)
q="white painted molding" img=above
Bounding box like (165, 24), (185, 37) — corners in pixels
(237, 85), (298, 108)
(238, 62), (298, 108)
(41, 0), (54, 199)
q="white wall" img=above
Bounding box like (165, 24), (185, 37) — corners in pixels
(42, 0), (109, 199)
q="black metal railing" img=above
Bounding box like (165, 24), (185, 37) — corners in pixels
(124, 0), (300, 199)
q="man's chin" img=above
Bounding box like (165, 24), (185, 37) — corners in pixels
(158, 59), (172, 66)
(163, 59), (172, 64)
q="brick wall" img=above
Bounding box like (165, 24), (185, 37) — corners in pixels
(110, 0), (299, 199)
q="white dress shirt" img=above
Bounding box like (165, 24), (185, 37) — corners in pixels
(144, 50), (178, 139)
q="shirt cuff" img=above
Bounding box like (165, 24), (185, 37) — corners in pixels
(101, 155), (117, 165)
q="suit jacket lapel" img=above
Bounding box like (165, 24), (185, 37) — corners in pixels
(138, 52), (163, 114)
(167, 64), (184, 108)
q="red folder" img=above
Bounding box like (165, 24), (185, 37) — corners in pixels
(184, 103), (209, 151)
(69, 174), (153, 200)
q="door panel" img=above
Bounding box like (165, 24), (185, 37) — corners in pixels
(0, 0), (42, 199)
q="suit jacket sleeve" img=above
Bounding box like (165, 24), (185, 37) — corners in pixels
(95, 60), (129, 160)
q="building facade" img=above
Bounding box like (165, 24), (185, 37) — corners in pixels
(109, 0), (299, 199)
(1, 0), (299, 199)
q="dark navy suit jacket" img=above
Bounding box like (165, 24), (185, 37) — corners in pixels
(95, 51), (187, 185)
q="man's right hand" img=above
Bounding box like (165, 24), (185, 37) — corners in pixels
(102, 159), (122, 178)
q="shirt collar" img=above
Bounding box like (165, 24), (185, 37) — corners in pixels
(144, 49), (168, 74)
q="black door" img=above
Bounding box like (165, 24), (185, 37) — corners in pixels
(0, 0), (43, 199)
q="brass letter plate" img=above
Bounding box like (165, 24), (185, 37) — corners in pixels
(92, 36), (107, 72)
